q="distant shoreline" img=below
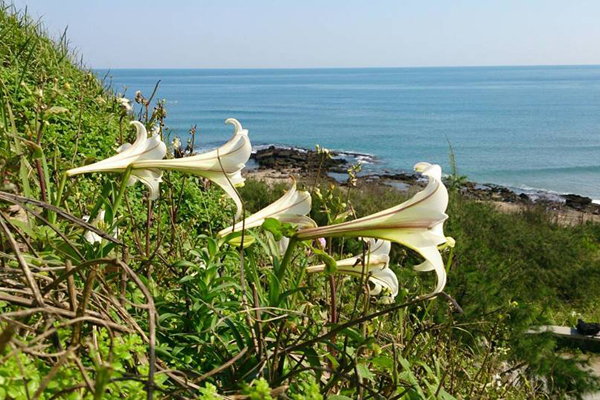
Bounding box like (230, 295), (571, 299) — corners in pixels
(247, 145), (600, 222)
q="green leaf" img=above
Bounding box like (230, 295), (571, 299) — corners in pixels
(278, 287), (310, 305)
(261, 217), (283, 240)
(179, 275), (196, 284)
(224, 319), (246, 350)
(339, 327), (363, 343)
(298, 348), (322, 380)
(268, 271), (281, 306)
(371, 356), (394, 370)
(206, 237), (217, 257)
(172, 260), (197, 269)
(19, 159), (32, 198)
(356, 363), (375, 382)
(9, 218), (36, 238)
(158, 313), (180, 323)
(89, 182), (112, 222)
(22, 139), (43, 159)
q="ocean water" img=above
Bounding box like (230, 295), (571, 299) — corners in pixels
(95, 66), (600, 199)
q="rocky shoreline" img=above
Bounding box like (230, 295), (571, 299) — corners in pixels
(250, 146), (600, 216)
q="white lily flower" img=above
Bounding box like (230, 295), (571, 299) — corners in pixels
(117, 97), (133, 113)
(82, 213), (102, 244)
(82, 211), (119, 244)
(306, 239), (399, 298)
(218, 178), (312, 236)
(67, 122), (167, 200)
(276, 236), (290, 257)
(133, 118), (251, 219)
(297, 162), (450, 295)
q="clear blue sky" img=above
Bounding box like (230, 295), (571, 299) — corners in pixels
(11, 0), (600, 69)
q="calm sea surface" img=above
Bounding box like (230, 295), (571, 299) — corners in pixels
(96, 66), (600, 199)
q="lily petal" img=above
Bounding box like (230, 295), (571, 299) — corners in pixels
(67, 122), (167, 199)
(276, 214), (318, 229)
(82, 213), (103, 245)
(218, 178), (312, 236)
(367, 266), (399, 297)
(130, 168), (163, 200)
(133, 118), (251, 218)
(276, 237), (290, 256)
(306, 239), (399, 298)
(203, 170), (246, 220)
(298, 162), (450, 295)
(67, 121), (167, 176)
(82, 211), (119, 244)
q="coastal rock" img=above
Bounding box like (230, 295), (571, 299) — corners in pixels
(563, 194), (592, 211)
(379, 172), (420, 183)
(252, 146), (347, 174)
(519, 193), (530, 202)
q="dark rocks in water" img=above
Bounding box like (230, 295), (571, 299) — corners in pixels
(576, 319), (600, 336)
(519, 193), (530, 202)
(252, 146), (347, 173)
(564, 194), (592, 211)
(378, 172), (420, 184)
(492, 186), (520, 203)
(469, 184), (520, 203)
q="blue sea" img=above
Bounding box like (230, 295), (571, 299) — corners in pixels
(96, 66), (600, 199)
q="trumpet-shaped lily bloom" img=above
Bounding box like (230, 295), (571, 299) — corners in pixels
(82, 211), (119, 244)
(218, 178), (312, 236)
(297, 162), (449, 295)
(133, 118), (251, 219)
(67, 122), (167, 199)
(82, 212), (104, 244)
(306, 239), (399, 297)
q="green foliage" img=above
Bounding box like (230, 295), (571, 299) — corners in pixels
(198, 383), (220, 399)
(0, 332), (155, 399)
(0, 2), (125, 200)
(237, 179), (288, 213)
(243, 378), (273, 400)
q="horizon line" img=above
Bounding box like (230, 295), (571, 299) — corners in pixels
(93, 63), (600, 71)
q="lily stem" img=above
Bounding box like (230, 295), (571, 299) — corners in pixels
(277, 236), (298, 281)
(111, 166), (133, 224)
(329, 275), (337, 324)
(48, 172), (67, 224)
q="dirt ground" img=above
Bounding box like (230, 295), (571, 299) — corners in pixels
(491, 201), (600, 226)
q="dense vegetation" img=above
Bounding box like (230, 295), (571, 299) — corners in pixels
(2, 4), (600, 399)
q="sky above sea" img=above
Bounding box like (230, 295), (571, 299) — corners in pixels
(13, 0), (600, 68)
(97, 66), (600, 199)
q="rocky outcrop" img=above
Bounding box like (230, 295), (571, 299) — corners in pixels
(252, 146), (348, 173)
(563, 194), (592, 211)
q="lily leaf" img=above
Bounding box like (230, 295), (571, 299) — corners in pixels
(356, 363), (375, 382)
(262, 217), (283, 241)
